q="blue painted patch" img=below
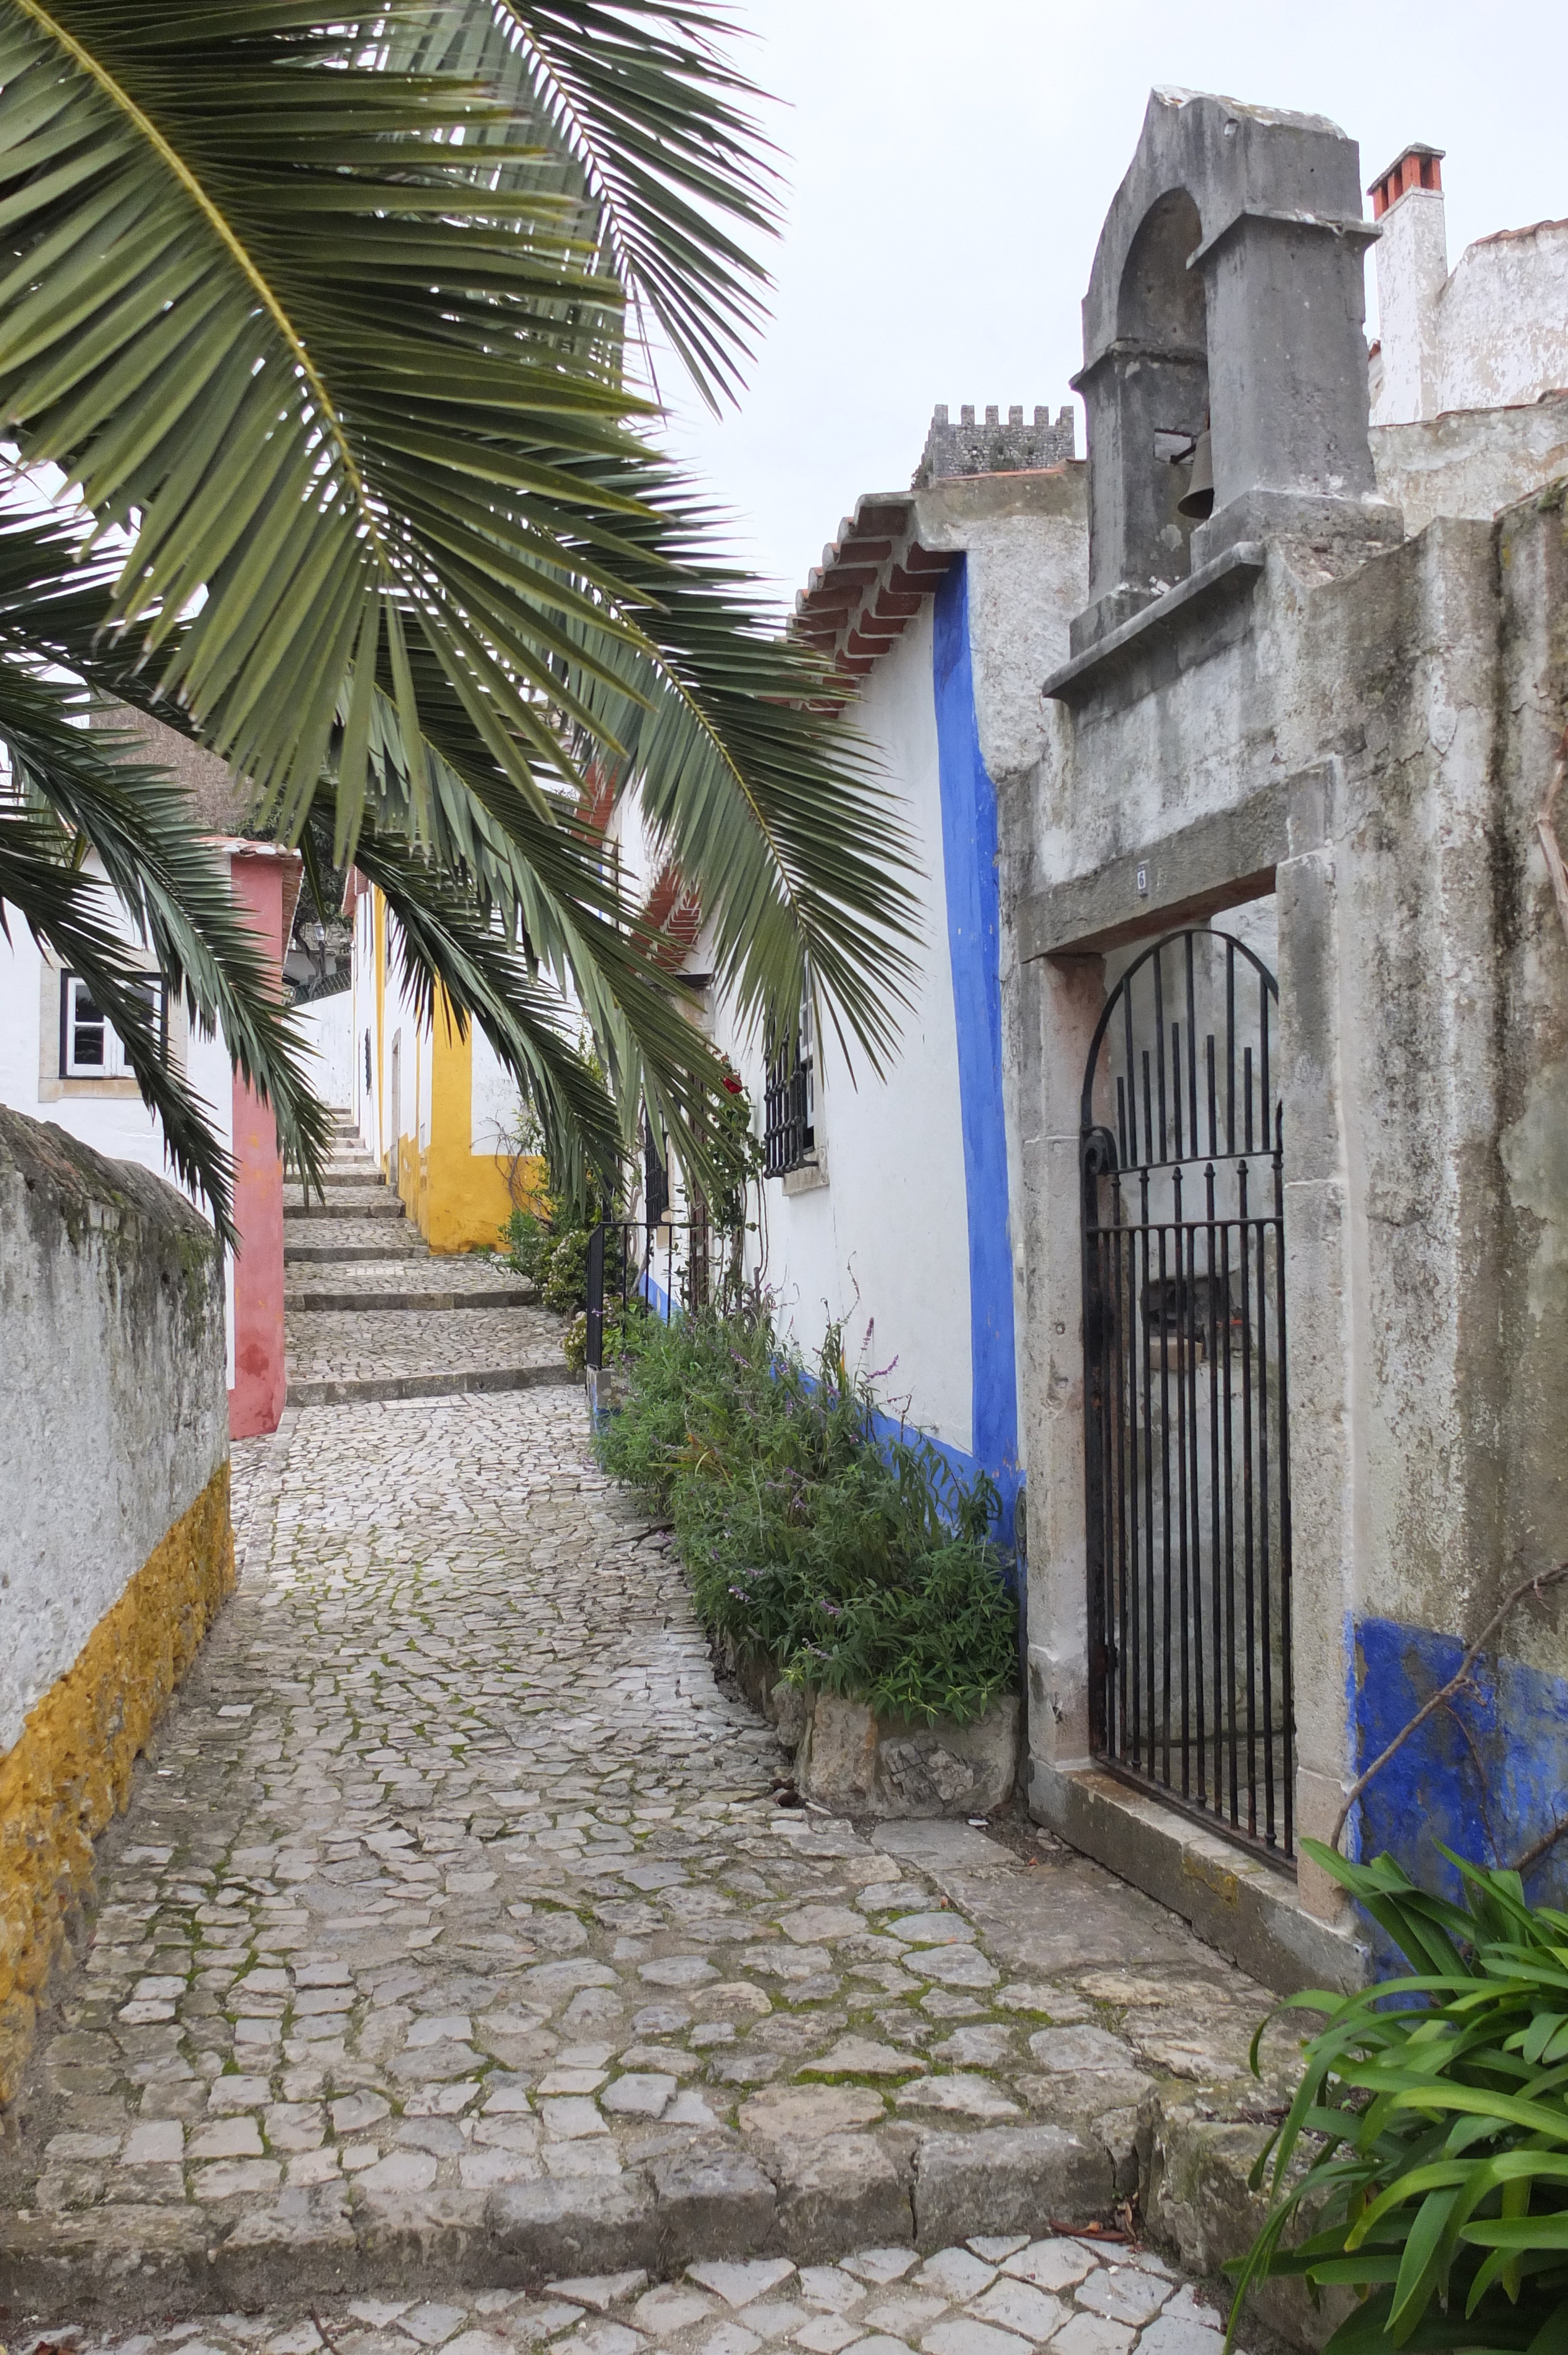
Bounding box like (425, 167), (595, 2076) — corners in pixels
(1353, 1614), (1568, 1946)
(932, 558), (1021, 1537)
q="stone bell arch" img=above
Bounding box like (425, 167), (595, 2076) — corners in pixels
(1070, 88), (1401, 658)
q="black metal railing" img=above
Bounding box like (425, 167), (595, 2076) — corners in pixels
(1080, 928), (1294, 1867)
(584, 1218), (743, 1372)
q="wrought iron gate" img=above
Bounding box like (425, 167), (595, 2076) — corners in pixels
(1080, 928), (1294, 1865)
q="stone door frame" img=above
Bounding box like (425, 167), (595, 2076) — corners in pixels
(1014, 759), (1362, 1984)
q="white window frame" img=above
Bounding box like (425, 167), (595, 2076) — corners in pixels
(60, 970), (167, 1079)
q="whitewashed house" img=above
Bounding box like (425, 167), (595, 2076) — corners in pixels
(0, 719), (302, 1437)
(693, 413), (1086, 1533)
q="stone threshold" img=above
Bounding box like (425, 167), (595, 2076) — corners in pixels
(0, 2127), (1126, 2317)
(1026, 1760), (1367, 1999)
(285, 1285), (540, 1312)
(286, 1363), (575, 1405)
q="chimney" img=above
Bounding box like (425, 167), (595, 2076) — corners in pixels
(1368, 143), (1448, 426)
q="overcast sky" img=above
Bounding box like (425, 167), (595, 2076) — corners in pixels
(663, 0), (1568, 613)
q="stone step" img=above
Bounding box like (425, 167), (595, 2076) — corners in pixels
(284, 1242), (428, 1263)
(284, 1283), (538, 1311)
(0, 2128), (1130, 2311)
(287, 1362), (576, 1405)
(281, 1206), (403, 1225)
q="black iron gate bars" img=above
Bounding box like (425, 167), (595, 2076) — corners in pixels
(1079, 928), (1295, 1866)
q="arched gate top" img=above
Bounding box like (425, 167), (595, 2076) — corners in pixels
(1080, 926), (1280, 1159)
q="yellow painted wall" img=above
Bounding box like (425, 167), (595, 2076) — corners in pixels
(424, 1002), (534, 1252)
(0, 1463), (234, 2105)
(370, 894), (547, 1253)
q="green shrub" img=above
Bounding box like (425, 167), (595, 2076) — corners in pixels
(542, 1225), (591, 1315)
(500, 1201), (622, 1328)
(596, 1303), (1016, 1724)
(1232, 1842), (1568, 2354)
(500, 1205), (554, 1282)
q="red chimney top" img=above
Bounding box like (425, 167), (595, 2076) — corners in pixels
(1368, 143), (1445, 220)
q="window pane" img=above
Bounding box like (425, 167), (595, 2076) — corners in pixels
(70, 980), (106, 1068)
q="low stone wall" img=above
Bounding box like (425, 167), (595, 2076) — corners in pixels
(0, 1110), (232, 2104)
(722, 1640), (1020, 1817)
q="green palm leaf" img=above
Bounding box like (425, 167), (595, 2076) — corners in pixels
(0, 0), (917, 1120)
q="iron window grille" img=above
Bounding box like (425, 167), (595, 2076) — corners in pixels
(763, 1003), (815, 1178)
(59, 971), (167, 1077)
(643, 1119), (670, 1225)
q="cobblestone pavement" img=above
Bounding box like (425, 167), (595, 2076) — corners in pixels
(24, 2231), (1232, 2355)
(284, 1261), (536, 1304)
(284, 1308), (564, 1387)
(2, 1183), (1294, 2341)
(284, 1215), (427, 1258)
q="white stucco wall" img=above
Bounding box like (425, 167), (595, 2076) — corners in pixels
(350, 889), (378, 1156)
(1372, 187), (1568, 427)
(294, 990), (353, 1109)
(0, 1109), (228, 1752)
(471, 1022), (527, 1156)
(712, 602), (978, 1455)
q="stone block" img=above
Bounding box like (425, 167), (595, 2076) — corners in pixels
(211, 2195), (358, 2307)
(739, 2085), (888, 2141)
(487, 2174), (660, 2283)
(798, 1696), (1019, 1820)
(352, 2185), (495, 2287)
(0, 2200), (212, 2311)
(649, 2143), (777, 2262)
(770, 2134), (913, 2260)
(912, 2125), (1114, 2249)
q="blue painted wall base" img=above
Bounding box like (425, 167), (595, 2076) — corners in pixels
(1353, 1614), (1568, 1958)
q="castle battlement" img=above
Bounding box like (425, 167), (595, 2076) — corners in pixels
(914, 401), (1076, 487)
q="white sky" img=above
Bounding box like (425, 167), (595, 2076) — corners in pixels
(665, 0), (1568, 615)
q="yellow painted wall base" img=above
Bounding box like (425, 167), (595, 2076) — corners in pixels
(0, 1462), (234, 2106)
(426, 1147), (545, 1253)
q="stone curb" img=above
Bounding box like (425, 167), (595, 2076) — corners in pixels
(286, 1363), (574, 1405)
(285, 1245), (430, 1263)
(285, 1201), (408, 1220)
(0, 2121), (1119, 2317)
(285, 1286), (540, 1313)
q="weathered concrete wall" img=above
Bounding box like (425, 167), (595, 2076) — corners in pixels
(1009, 477), (1568, 1938)
(1372, 181), (1568, 427)
(1439, 220), (1568, 414)
(0, 1109), (232, 2102)
(1374, 392), (1568, 533)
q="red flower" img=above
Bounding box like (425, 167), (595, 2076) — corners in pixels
(722, 1075), (744, 1095)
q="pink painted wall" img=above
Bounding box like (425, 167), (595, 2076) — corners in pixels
(227, 850), (295, 1440)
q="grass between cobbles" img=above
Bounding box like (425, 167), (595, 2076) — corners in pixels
(594, 1302), (1017, 1726)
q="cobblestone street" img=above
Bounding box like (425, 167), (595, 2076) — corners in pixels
(1, 1150), (1296, 2352)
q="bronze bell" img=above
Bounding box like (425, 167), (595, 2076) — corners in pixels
(1177, 426), (1214, 521)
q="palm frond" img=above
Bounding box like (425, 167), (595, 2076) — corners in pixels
(0, 4), (921, 1094)
(472, 0), (778, 410)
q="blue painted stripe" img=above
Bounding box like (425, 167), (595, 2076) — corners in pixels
(932, 558), (1020, 1531)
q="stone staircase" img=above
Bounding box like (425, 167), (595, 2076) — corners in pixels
(283, 1112), (573, 1405)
